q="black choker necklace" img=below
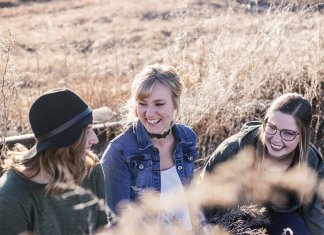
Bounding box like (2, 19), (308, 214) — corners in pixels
(148, 129), (171, 139)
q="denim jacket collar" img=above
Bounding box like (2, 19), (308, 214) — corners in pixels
(133, 120), (193, 150)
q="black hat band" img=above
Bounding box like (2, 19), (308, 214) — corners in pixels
(36, 107), (92, 143)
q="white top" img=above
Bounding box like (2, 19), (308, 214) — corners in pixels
(159, 165), (192, 230)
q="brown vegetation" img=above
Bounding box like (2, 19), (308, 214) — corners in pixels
(1, 0), (323, 160)
(1, 0), (324, 234)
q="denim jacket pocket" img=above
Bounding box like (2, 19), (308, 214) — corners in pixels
(128, 155), (153, 199)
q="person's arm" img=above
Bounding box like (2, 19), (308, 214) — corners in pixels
(0, 189), (31, 234)
(91, 164), (110, 229)
(101, 142), (132, 215)
(302, 144), (324, 233)
(199, 135), (240, 183)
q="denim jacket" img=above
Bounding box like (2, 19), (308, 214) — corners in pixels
(101, 120), (198, 214)
(200, 121), (324, 234)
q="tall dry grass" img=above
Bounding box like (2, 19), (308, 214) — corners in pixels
(0, 1), (323, 233)
(170, 1), (324, 163)
(1, 0), (323, 160)
(0, 28), (21, 166)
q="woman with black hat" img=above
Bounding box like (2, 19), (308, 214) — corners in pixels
(0, 88), (108, 234)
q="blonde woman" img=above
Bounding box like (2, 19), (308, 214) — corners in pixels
(101, 64), (198, 229)
(0, 88), (108, 234)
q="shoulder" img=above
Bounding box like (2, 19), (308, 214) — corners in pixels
(176, 123), (196, 134)
(307, 144), (324, 176)
(101, 123), (142, 162)
(0, 171), (30, 204)
(105, 125), (137, 151)
(1, 170), (26, 191)
(89, 164), (104, 178)
(83, 164), (104, 191)
(173, 123), (197, 141)
(219, 121), (260, 152)
(110, 125), (135, 144)
(203, 122), (261, 173)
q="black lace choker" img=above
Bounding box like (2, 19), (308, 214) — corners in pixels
(148, 129), (171, 139)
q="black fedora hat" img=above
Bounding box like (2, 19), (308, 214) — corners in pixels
(23, 88), (94, 159)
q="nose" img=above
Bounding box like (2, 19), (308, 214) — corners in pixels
(88, 128), (99, 145)
(272, 130), (282, 142)
(145, 105), (155, 117)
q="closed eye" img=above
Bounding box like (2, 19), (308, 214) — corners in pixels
(155, 103), (165, 106)
(138, 102), (147, 106)
(267, 123), (276, 130)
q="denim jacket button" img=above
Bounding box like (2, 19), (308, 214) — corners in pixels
(189, 156), (193, 161)
(139, 164), (144, 170)
(177, 165), (183, 171)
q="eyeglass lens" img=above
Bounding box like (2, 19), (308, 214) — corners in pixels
(264, 122), (299, 141)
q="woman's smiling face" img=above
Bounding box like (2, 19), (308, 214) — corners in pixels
(263, 111), (300, 161)
(136, 82), (175, 135)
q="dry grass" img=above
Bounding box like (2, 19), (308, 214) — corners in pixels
(1, 0), (323, 161)
(0, 1), (324, 233)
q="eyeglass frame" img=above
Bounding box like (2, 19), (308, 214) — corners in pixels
(263, 122), (300, 141)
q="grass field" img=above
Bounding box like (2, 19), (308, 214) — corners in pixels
(1, 0), (324, 233)
(1, 0), (323, 160)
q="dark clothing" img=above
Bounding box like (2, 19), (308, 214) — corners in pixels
(0, 164), (108, 235)
(201, 121), (324, 234)
(101, 120), (198, 214)
(266, 209), (310, 235)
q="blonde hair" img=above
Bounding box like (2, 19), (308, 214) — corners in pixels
(128, 64), (183, 122)
(3, 127), (97, 195)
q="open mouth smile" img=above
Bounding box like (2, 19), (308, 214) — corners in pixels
(147, 119), (160, 125)
(270, 142), (284, 151)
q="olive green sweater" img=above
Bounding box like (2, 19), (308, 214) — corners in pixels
(0, 164), (107, 235)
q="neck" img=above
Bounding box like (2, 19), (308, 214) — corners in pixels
(25, 169), (51, 184)
(262, 153), (294, 172)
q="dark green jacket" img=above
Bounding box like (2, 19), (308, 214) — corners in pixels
(201, 121), (324, 234)
(0, 164), (108, 235)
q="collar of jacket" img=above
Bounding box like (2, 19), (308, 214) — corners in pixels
(133, 120), (193, 150)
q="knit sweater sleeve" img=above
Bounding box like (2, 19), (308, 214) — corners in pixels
(90, 164), (109, 228)
(0, 171), (33, 234)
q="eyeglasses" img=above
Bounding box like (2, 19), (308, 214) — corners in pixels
(263, 122), (300, 141)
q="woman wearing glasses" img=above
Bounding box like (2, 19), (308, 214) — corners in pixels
(199, 93), (323, 234)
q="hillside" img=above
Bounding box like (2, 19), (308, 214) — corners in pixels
(0, 0), (323, 160)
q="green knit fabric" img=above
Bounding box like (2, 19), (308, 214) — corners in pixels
(0, 164), (107, 235)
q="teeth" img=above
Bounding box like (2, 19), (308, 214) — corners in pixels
(271, 143), (283, 150)
(147, 119), (159, 124)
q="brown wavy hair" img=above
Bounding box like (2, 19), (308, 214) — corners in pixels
(3, 126), (97, 195)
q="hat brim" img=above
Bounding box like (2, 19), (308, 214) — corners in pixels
(22, 145), (38, 160)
